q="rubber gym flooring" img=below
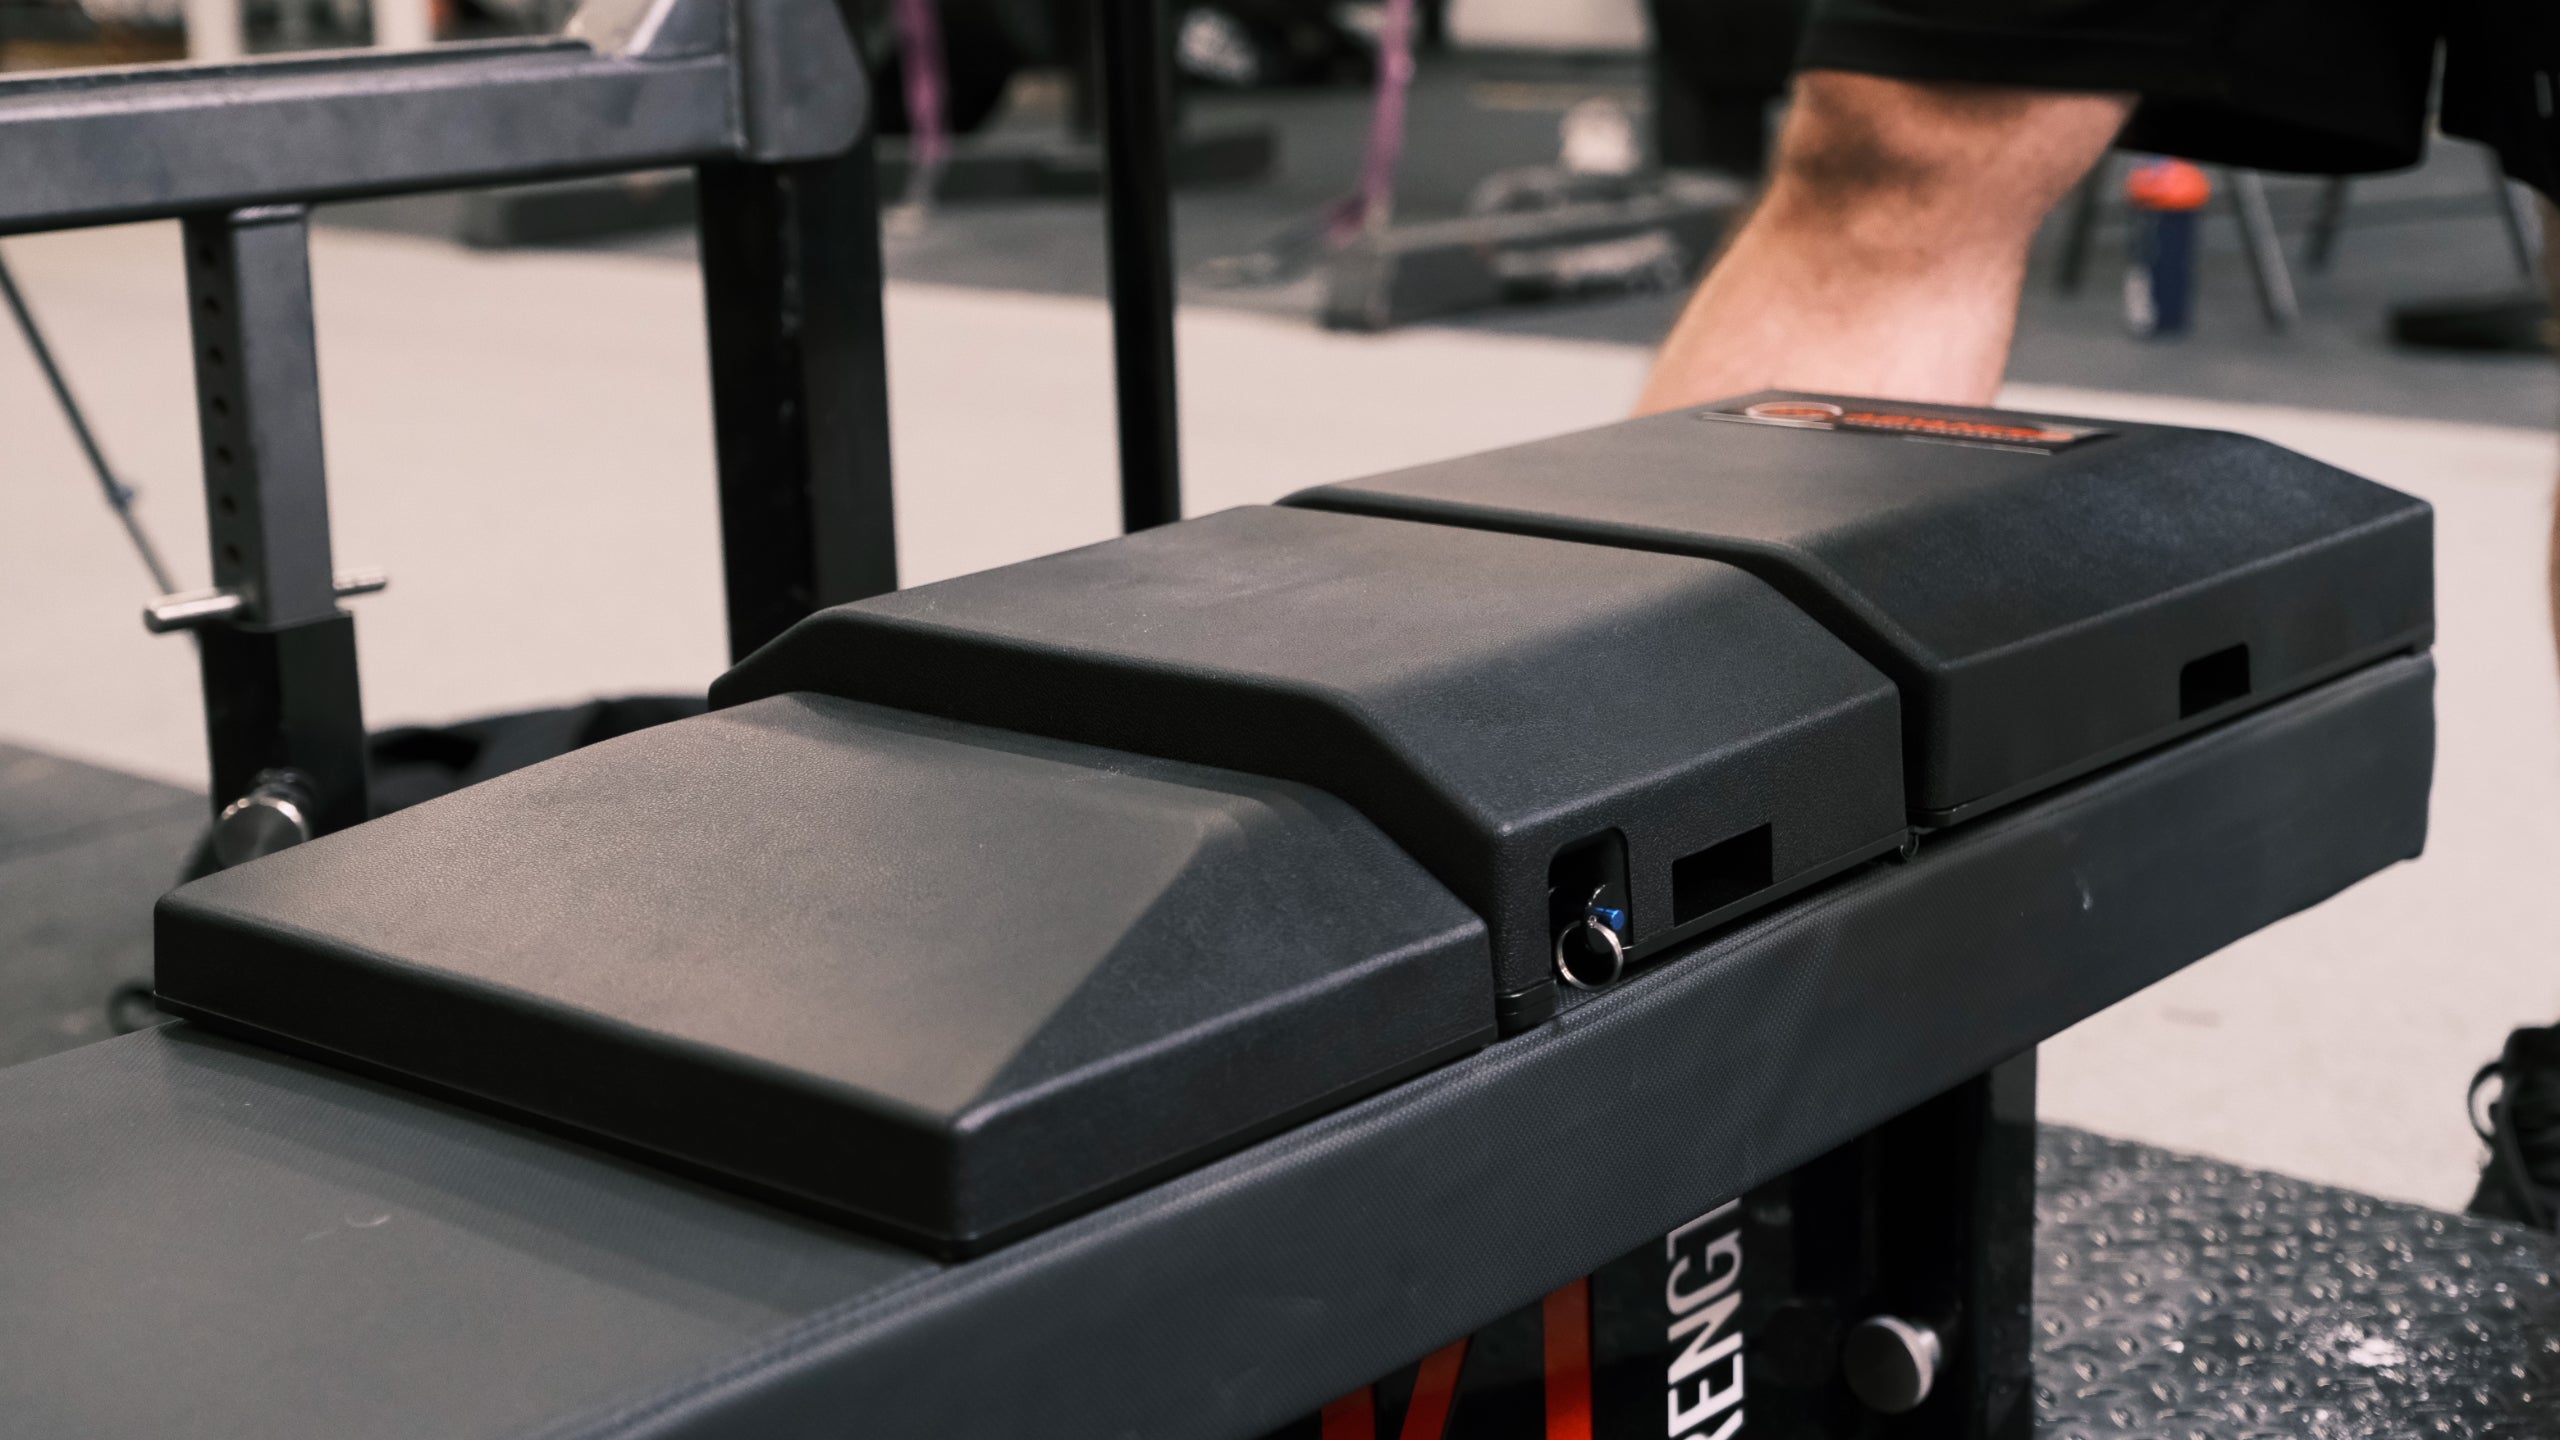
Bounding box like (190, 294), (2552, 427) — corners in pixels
(2032, 1127), (2560, 1437)
(0, 744), (193, 1066)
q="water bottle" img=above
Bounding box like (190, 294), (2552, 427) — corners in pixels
(2124, 158), (2211, 338)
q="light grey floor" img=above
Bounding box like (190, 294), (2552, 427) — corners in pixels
(4, 71), (2556, 1207)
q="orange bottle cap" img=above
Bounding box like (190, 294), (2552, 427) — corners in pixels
(2125, 158), (2212, 212)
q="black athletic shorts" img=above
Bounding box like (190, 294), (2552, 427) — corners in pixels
(1798, 0), (2560, 200)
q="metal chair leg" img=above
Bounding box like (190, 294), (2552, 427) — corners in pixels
(2302, 176), (2350, 275)
(2055, 158), (2107, 296)
(2487, 145), (2543, 281)
(2227, 169), (2299, 331)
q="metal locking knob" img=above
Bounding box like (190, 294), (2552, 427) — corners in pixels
(1842, 1314), (1943, 1415)
(211, 770), (317, 870)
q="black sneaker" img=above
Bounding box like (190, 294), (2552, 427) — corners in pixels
(2468, 1024), (2560, 1230)
(2391, 294), (2556, 355)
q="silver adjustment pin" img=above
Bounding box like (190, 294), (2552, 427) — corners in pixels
(143, 569), (388, 633)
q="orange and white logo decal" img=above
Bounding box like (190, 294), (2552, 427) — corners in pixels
(1711, 397), (2109, 454)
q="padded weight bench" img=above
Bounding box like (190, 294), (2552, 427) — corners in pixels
(0, 396), (2431, 1440)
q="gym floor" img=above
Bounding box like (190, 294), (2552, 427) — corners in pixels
(3, 51), (2554, 1211)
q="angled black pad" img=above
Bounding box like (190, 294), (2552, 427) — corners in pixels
(1288, 393), (2434, 822)
(154, 695), (1494, 1256)
(713, 506), (1908, 1003)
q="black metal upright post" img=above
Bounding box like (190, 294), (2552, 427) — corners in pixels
(179, 205), (370, 843)
(1873, 1051), (2038, 1440)
(698, 138), (901, 663)
(1747, 1051), (2040, 1439)
(1096, 0), (1181, 532)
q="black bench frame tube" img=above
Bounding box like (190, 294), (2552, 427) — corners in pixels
(1098, 0), (1183, 532)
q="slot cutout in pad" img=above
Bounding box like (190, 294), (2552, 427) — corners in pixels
(2181, 644), (2251, 718)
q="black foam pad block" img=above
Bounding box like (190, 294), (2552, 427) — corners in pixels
(1289, 393), (2433, 822)
(714, 505), (1909, 1004)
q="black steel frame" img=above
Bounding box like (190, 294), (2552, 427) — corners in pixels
(0, 0), (899, 833)
(698, 151), (902, 659)
(180, 204), (373, 835)
(1096, 0), (1181, 531)
(2, 0), (1192, 831)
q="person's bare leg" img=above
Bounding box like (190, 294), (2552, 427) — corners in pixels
(1636, 72), (2133, 415)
